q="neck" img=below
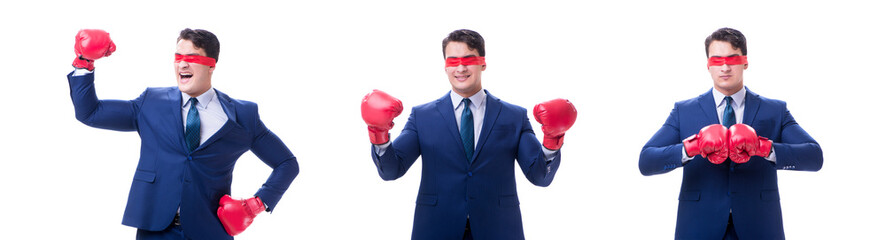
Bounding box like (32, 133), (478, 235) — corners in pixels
(187, 87), (212, 98)
(454, 88), (482, 98)
(714, 85), (742, 96)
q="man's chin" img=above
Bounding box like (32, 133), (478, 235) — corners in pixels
(452, 87), (481, 97)
(178, 86), (193, 95)
(714, 84), (742, 95)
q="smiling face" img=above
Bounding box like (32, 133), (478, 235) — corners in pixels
(707, 40), (747, 96)
(444, 41), (485, 98)
(175, 39), (214, 97)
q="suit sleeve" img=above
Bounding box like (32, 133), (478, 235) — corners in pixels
(639, 104), (687, 176)
(371, 109), (421, 181)
(771, 108), (823, 171)
(516, 112), (559, 187)
(68, 71), (143, 131)
(250, 109), (299, 212)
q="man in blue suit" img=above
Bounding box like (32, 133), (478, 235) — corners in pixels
(360, 29), (577, 240)
(67, 28), (299, 239)
(639, 27), (823, 239)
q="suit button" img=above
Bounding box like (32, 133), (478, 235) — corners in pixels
(187, 156), (193, 161)
(468, 172), (473, 177)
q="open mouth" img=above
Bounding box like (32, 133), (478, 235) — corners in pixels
(180, 73), (193, 80)
(455, 75), (470, 81)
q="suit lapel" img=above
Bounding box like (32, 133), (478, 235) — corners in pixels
(472, 91), (501, 164)
(742, 87), (761, 125)
(194, 89), (243, 152)
(168, 89), (189, 152)
(697, 89), (720, 125)
(435, 93), (464, 155)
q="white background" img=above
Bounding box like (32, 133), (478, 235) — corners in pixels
(1, 0), (883, 239)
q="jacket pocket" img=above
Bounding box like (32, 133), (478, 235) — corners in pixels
(416, 194), (437, 206)
(499, 195), (520, 207)
(760, 190), (780, 202)
(678, 191), (700, 201)
(133, 170), (156, 183)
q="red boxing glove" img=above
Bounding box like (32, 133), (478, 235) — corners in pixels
(727, 123), (773, 164)
(72, 29), (116, 71)
(361, 90), (403, 144)
(533, 98), (577, 150)
(217, 195), (266, 236)
(683, 124), (729, 164)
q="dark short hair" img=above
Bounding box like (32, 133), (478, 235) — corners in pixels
(177, 28), (220, 63)
(704, 27), (746, 58)
(442, 29), (485, 58)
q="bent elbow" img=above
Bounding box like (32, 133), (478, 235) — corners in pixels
(789, 142), (823, 172)
(377, 168), (403, 181)
(73, 103), (100, 127)
(286, 158), (300, 177)
(74, 110), (92, 125)
(806, 144), (824, 172)
(379, 173), (401, 181)
(532, 180), (552, 187)
(638, 149), (657, 176)
(639, 167), (655, 176)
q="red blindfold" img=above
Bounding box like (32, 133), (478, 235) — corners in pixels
(707, 55), (747, 68)
(175, 54), (216, 67)
(445, 56), (486, 67)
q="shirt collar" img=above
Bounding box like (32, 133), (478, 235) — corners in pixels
(182, 88), (216, 109)
(712, 86), (747, 108)
(450, 89), (487, 110)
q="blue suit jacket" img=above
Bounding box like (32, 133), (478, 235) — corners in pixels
(68, 72), (299, 240)
(372, 91), (560, 240)
(639, 88), (822, 239)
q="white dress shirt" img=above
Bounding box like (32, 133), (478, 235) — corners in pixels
(713, 87), (747, 126)
(681, 87), (776, 163)
(181, 89), (228, 146)
(72, 68), (93, 76)
(451, 90), (487, 147)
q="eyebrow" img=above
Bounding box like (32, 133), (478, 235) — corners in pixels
(175, 53), (202, 56)
(446, 55), (478, 58)
(711, 54), (741, 58)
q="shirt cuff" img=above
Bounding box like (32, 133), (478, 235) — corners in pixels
(542, 148), (558, 162)
(374, 142), (391, 156)
(72, 68), (93, 76)
(764, 143), (777, 163)
(681, 145), (692, 164)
